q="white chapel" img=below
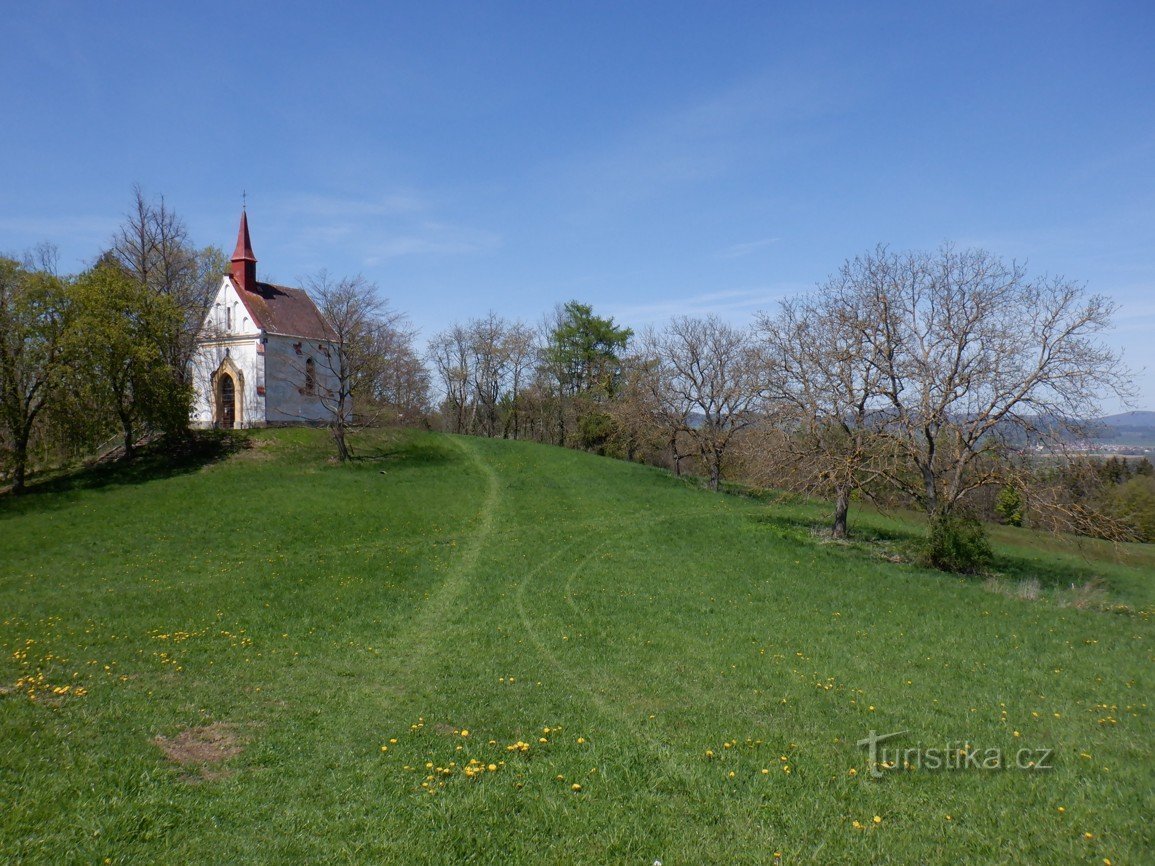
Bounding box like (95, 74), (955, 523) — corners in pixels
(190, 212), (337, 429)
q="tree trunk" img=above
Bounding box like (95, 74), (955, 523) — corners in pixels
(708, 459), (721, 492)
(832, 486), (851, 539)
(332, 424), (350, 461)
(10, 433), (29, 493)
(921, 463), (938, 517)
(121, 414), (135, 459)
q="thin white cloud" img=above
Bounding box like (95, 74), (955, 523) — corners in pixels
(364, 222), (501, 262)
(545, 64), (856, 214)
(717, 237), (781, 259)
(608, 286), (799, 325)
(263, 189), (501, 264)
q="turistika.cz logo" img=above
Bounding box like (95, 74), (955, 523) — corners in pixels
(856, 730), (1054, 779)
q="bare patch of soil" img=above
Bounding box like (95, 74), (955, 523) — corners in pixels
(154, 722), (244, 782)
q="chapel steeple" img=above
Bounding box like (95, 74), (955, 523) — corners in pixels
(230, 209), (257, 292)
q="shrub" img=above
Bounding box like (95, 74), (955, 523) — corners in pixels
(1104, 475), (1155, 542)
(994, 484), (1024, 526)
(920, 513), (993, 573)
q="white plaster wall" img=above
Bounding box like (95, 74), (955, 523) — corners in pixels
(263, 334), (338, 424)
(189, 277), (266, 428)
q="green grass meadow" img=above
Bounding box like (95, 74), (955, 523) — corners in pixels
(1, 429), (1151, 863)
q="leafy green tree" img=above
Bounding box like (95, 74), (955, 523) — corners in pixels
(994, 484), (1024, 526)
(541, 301), (632, 447)
(63, 262), (189, 458)
(544, 301), (633, 398)
(1105, 475), (1155, 542)
(0, 253), (70, 492)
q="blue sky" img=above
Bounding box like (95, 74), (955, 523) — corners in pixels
(3, 1), (1153, 411)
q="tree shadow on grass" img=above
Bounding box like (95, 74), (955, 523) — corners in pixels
(750, 506), (1116, 593)
(989, 551), (1114, 592)
(344, 436), (456, 470)
(749, 509), (914, 546)
(0, 431), (250, 518)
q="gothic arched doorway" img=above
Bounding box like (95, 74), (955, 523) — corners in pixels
(219, 374), (236, 428)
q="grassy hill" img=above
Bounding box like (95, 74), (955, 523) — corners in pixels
(1, 429), (1151, 864)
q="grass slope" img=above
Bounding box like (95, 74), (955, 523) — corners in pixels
(1, 429), (1151, 864)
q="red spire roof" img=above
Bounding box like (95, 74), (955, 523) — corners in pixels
(231, 209), (257, 264)
(230, 209), (257, 291)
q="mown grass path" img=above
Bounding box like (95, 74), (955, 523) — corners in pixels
(369, 435), (501, 694)
(1, 429), (1151, 864)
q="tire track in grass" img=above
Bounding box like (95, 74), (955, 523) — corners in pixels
(513, 514), (710, 791)
(372, 436), (500, 697)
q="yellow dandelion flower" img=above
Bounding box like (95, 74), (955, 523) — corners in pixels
(873, 816), (882, 824)
(571, 783), (582, 791)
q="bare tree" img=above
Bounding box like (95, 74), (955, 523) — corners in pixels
(467, 312), (513, 438)
(604, 351), (680, 466)
(848, 245), (1131, 521)
(501, 321), (536, 439)
(109, 186), (226, 385)
(428, 314), (536, 438)
(368, 331), (431, 425)
(305, 272), (406, 461)
(756, 273), (893, 537)
(641, 316), (766, 491)
(428, 323), (473, 434)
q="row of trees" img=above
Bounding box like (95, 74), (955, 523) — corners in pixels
(423, 246), (1135, 561)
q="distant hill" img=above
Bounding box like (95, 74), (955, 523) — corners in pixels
(1086, 411), (1155, 446)
(1093, 411), (1155, 429)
